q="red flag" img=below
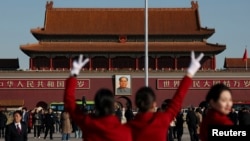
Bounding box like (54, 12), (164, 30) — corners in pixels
(243, 48), (248, 61)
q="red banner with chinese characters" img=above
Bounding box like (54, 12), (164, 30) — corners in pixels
(0, 79), (90, 89)
(157, 79), (250, 89)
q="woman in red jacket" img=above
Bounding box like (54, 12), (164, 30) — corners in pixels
(126, 51), (204, 141)
(200, 83), (233, 141)
(27, 110), (33, 133)
(64, 55), (132, 141)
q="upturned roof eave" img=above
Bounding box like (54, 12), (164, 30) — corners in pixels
(31, 29), (215, 36)
(20, 42), (226, 57)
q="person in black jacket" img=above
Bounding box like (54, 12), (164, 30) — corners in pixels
(125, 103), (134, 122)
(238, 107), (250, 125)
(228, 108), (238, 125)
(175, 111), (184, 141)
(21, 107), (29, 127)
(0, 109), (7, 138)
(5, 110), (28, 141)
(186, 106), (198, 141)
(43, 108), (57, 140)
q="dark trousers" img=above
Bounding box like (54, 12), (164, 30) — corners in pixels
(40, 124), (45, 133)
(44, 125), (54, 139)
(28, 126), (32, 133)
(173, 126), (177, 138)
(0, 127), (5, 138)
(188, 125), (196, 141)
(168, 127), (174, 141)
(195, 133), (200, 141)
(176, 127), (183, 141)
(34, 125), (41, 137)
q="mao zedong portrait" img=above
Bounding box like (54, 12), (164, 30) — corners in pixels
(116, 76), (131, 95)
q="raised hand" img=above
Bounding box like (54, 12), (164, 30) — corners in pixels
(187, 51), (204, 77)
(70, 55), (90, 76)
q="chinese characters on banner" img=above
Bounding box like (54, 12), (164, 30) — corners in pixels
(0, 79), (90, 89)
(157, 79), (250, 89)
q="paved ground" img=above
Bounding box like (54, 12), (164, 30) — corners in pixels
(0, 127), (191, 141)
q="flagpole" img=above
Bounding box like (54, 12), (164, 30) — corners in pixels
(246, 46), (248, 71)
(246, 58), (248, 71)
(145, 0), (149, 86)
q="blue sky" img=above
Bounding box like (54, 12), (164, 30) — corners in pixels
(0, 0), (250, 69)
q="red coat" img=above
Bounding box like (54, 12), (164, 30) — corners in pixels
(126, 76), (192, 141)
(64, 77), (132, 141)
(200, 109), (233, 141)
(28, 113), (33, 128)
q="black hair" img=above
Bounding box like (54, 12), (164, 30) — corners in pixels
(205, 83), (231, 103)
(94, 88), (115, 117)
(13, 110), (22, 116)
(156, 108), (161, 112)
(195, 107), (202, 114)
(135, 87), (156, 112)
(199, 101), (209, 109)
(161, 99), (171, 111)
(119, 76), (128, 82)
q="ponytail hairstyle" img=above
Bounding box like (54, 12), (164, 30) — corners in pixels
(94, 88), (115, 117)
(135, 87), (156, 112)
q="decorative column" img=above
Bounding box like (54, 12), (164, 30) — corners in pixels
(49, 57), (53, 70)
(69, 57), (72, 69)
(89, 57), (92, 70)
(108, 57), (112, 71)
(155, 57), (158, 70)
(136, 57), (139, 70)
(29, 58), (33, 70)
(212, 55), (216, 70)
(174, 56), (178, 70)
(210, 56), (213, 70)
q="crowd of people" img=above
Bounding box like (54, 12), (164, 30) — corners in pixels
(1, 51), (250, 141)
(1, 101), (250, 141)
(0, 107), (85, 141)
